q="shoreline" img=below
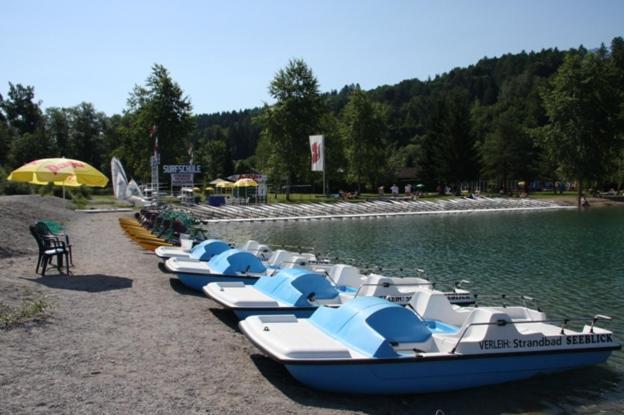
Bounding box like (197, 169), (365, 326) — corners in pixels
(0, 195), (621, 414)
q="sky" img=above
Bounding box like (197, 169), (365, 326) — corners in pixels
(1, 0), (623, 116)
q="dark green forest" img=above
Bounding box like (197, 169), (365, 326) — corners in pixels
(1, 37), (624, 201)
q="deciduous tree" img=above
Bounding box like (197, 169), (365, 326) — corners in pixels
(540, 52), (623, 206)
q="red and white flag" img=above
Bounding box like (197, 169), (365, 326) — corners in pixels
(309, 135), (324, 172)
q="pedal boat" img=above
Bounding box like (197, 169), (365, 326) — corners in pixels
(204, 266), (470, 319)
(164, 248), (270, 291)
(164, 246), (331, 292)
(156, 239), (232, 261)
(239, 296), (620, 394)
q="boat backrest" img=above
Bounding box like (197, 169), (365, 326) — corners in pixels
(356, 275), (411, 304)
(253, 244), (273, 261)
(408, 289), (467, 327)
(300, 252), (318, 262)
(240, 240), (259, 252)
(328, 264), (364, 288)
(456, 309), (518, 341)
(281, 255), (309, 269)
(267, 249), (293, 266)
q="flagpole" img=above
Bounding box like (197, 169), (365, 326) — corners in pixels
(322, 139), (326, 196)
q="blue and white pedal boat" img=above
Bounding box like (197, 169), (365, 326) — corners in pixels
(165, 248), (270, 291)
(204, 267), (447, 319)
(155, 239), (273, 261)
(239, 296), (620, 394)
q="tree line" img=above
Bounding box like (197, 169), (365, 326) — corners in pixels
(1, 37), (623, 204)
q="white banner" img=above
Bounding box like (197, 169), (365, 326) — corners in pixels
(309, 135), (324, 172)
(171, 173), (194, 186)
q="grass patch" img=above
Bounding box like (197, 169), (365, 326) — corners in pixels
(0, 296), (52, 329)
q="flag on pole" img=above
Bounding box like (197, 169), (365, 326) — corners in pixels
(309, 135), (324, 172)
(150, 125), (158, 157)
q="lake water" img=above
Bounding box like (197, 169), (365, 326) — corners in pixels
(209, 207), (624, 413)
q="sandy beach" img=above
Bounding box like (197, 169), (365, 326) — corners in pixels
(1, 195), (621, 415)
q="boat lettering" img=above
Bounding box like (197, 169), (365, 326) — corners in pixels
(513, 337), (562, 348)
(445, 294), (472, 301)
(566, 333), (612, 345)
(479, 337), (561, 350)
(478, 339), (511, 350)
(478, 334), (613, 351)
(383, 295), (411, 303)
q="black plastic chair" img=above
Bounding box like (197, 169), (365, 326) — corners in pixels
(37, 221), (73, 267)
(29, 224), (70, 275)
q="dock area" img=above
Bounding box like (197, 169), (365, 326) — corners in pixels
(178, 197), (572, 224)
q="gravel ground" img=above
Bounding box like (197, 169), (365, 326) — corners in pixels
(1, 195), (618, 415)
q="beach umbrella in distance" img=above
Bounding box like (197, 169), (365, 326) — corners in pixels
(233, 178), (257, 201)
(8, 158), (109, 198)
(210, 178), (231, 186)
(215, 180), (234, 194)
(233, 178), (257, 187)
(215, 180), (234, 188)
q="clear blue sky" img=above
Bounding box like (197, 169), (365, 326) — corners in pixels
(1, 0), (623, 116)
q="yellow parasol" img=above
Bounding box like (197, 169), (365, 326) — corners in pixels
(8, 158), (109, 187)
(215, 181), (234, 189)
(28, 174), (83, 187)
(8, 158), (109, 199)
(233, 178), (257, 187)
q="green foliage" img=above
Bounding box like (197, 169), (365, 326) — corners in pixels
(0, 165), (30, 194)
(540, 51), (623, 198)
(0, 83), (45, 136)
(1, 38), (623, 196)
(420, 90), (479, 187)
(258, 59), (325, 193)
(340, 87), (388, 191)
(0, 295), (51, 329)
(38, 181), (55, 196)
(117, 64), (193, 180)
(195, 139), (234, 180)
(475, 101), (539, 189)
(67, 103), (107, 170)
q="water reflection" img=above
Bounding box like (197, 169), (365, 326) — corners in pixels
(210, 207), (624, 412)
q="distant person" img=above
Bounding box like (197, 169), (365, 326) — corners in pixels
(378, 185), (385, 196)
(391, 184), (399, 197)
(404, 183), (412, 197)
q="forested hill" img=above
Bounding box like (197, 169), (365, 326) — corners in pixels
(1, 39), (622, 196)
(200, 47), (566, 162)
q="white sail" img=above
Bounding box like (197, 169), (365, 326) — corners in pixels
(110, 157), (128, 200)
(126, 179), (143, 198)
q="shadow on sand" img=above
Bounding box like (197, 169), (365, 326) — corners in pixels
(208, 307), (241, 332)
(168, 278), (205, 297)
(23, 274), (133, 292)
(249, 354), (622, 414)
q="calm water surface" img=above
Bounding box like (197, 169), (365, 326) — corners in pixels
(209, 207), (624, 414)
